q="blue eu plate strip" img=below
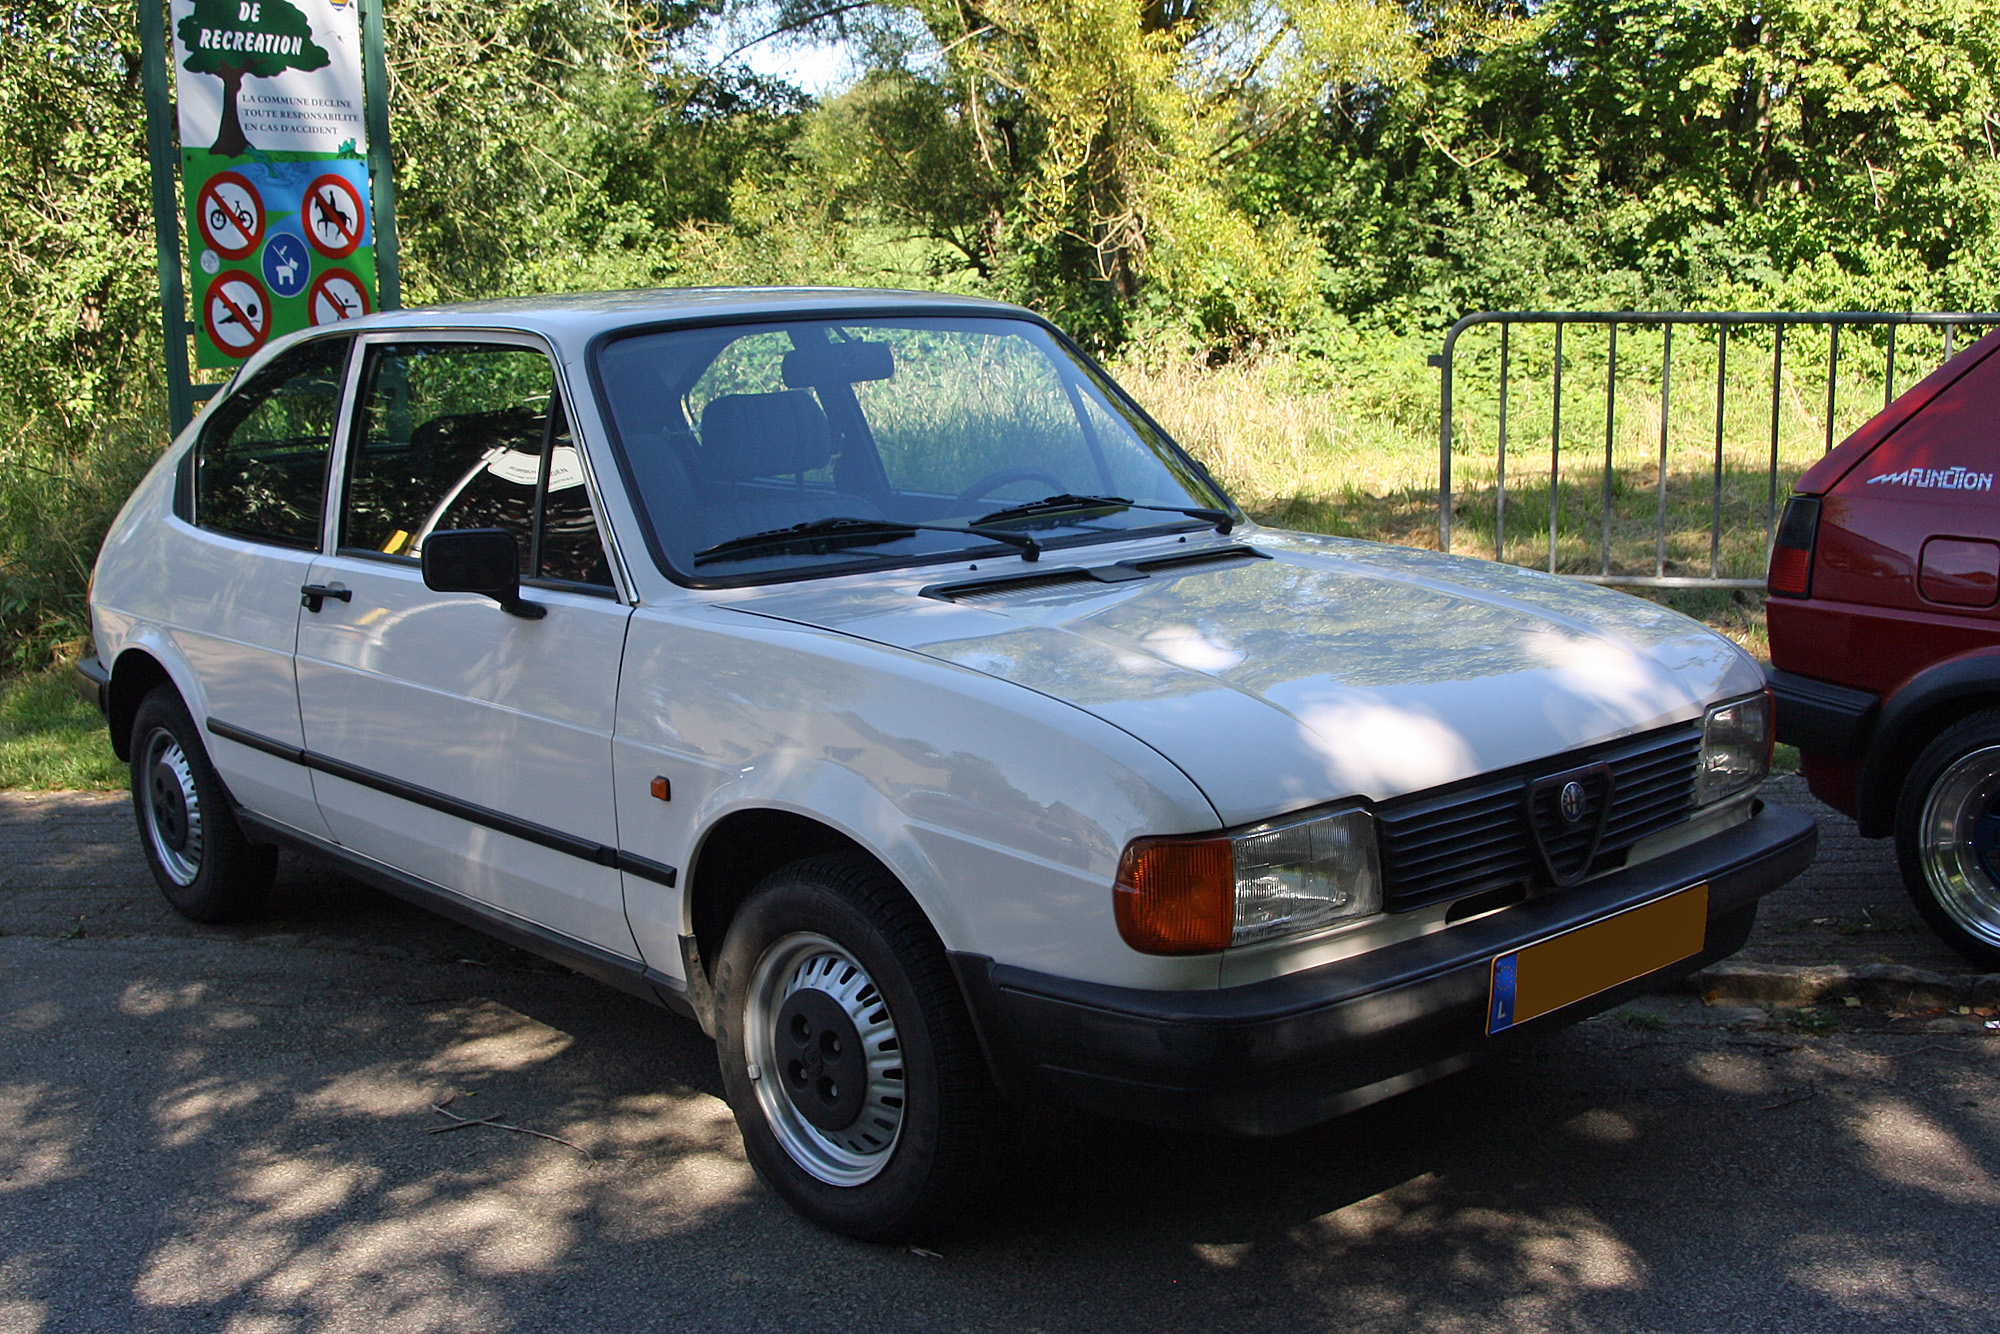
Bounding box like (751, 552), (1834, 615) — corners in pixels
(1489, 952), (1520, 1034)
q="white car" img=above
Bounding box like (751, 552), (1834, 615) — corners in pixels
(83, 289), (1816, 1238)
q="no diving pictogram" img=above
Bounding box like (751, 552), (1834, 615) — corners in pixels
(202, 271), (271, 358)
(196, 171), (265, 260)
(307, 268), (371, 326)
(304, 175), (366, 258)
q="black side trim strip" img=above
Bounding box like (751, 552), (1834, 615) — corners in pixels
(235, 810), (696, 1020)
(207, 717), (303, 762)
(207, 716), (678, 887)
(307, 748), (607, 863)
(615, 851), (679, 887)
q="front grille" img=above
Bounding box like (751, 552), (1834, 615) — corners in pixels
(1375, 723), (1703, 913)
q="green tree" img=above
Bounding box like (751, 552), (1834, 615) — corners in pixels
(779, 0), (1475, 348)
(176, 0), (329, 157)
(1247, 0), (2000, 326)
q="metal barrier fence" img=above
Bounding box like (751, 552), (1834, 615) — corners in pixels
(1433, 312), (2000, 588)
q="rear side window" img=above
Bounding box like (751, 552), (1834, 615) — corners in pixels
(194, 336), (351, 548)
(343, 341), (614, 588)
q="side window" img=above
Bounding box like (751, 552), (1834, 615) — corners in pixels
(344, 342), (614, 588)
(195, 336), (350, 547)
(533, 401), (612, 585)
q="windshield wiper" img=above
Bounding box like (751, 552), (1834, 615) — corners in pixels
(693, 515), (1043, 565)
(973, 493), (1234, 534)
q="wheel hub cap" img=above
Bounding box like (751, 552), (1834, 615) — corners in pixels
(743, 934), (907, 1186)
(139, 730), (203, 887)
(1919, 743), (2000, 948)
(776, 987), (868, 1132)
(149, 763), (189, 850)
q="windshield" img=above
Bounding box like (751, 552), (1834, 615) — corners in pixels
(593, 316), (1230, 583)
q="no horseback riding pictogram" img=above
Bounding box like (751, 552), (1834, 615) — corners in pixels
(303, 174), (365, 258)
(306, 268), (370, 325)
(196, 170), (264, 259)
(202, 271), (271, 358)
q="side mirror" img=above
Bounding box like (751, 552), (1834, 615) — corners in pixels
(420, 528), (545, 620)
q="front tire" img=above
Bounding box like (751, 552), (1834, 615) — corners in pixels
(714, 855), (996, 1240)
(1895, 709), (2000, 969)
(130, 685), (276, 923)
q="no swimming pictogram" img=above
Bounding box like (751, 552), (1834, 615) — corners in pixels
(202, 271), (271, 358)
(196, 171), (265, 260)
(303, 174), (366, 259)
(307, 268), (371, 325)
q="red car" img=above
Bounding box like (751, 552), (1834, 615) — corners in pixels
(1768, 326), (2000, 967)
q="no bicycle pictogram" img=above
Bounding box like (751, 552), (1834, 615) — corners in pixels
(202, 271), (271, 358)
(307, 268), (371, 326)
(196, 171), (265, 260)
(303, 175), (366, 259)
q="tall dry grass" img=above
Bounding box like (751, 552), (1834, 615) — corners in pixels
(1111, 355), (1446, 548)
(1115, 322), (1992, 582)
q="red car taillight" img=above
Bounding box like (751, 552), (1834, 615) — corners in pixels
(1767, 496), (1822, 598)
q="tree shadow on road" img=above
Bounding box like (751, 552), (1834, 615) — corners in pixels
(4, 848), (1999, 1333)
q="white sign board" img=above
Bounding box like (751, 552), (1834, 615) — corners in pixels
(171, 0), (367, 158)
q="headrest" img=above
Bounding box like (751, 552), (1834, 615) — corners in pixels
(699, 391), (834, 480)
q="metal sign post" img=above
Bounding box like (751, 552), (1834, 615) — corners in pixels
(140, 0), (198, 434)
(142, 0), (400, 434)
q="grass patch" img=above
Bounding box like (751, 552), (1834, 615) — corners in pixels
(1611, 1007), (1669, 1032)
(0, 667), (123, 791)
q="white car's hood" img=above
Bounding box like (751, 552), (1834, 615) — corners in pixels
(725, 531), (1764, 826)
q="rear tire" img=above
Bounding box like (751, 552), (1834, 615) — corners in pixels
(130, 685), (276, 923)
(713, 854), (997, 1240)
(1895, 709), (2000, 969)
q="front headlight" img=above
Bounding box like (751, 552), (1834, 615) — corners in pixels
(1697, 690), (1772, 805)
(1114, 808), (1382, 955)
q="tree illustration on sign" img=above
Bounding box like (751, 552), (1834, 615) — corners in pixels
(177, 1), (329, 158)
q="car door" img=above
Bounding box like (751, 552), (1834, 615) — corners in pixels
(174, 334), (352, 840)
(293, 333), (640, 957)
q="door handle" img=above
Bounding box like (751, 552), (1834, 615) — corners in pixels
(300, 584), (353, 612)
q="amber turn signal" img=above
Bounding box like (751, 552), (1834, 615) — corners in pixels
(1114, 836), (1233, 954)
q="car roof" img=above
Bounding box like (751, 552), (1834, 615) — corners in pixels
(316, 287), (1034, 346)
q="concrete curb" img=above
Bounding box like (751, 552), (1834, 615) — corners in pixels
(1688, 961), (2000, 1009)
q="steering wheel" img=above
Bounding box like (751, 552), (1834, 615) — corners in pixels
(950, 467), (1065, 514)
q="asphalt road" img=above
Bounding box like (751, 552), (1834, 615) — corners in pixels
(3, 785), (1999, 1334)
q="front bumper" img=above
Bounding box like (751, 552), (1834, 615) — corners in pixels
(951, 799), (1816, 1136)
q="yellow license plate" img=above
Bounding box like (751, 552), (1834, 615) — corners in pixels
(1487, 883), (1709, 1034)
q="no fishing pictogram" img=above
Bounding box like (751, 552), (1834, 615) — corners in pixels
(203, 271), (271, 358)
(307, 268), (371, 326)
(196, 171), (265, 260)
(303, 175), (367, 259)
